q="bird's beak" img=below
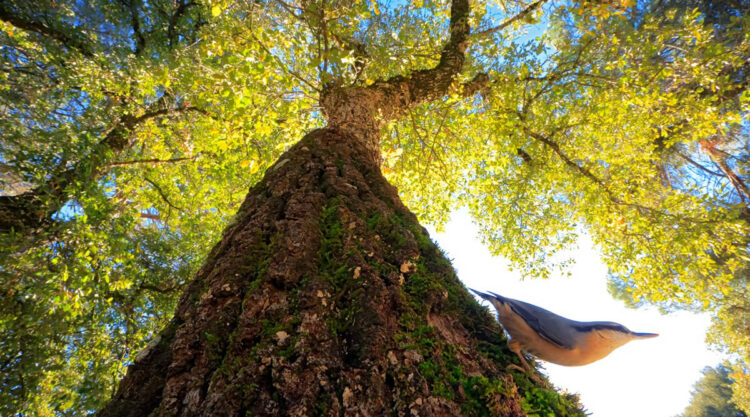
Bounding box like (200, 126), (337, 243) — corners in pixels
(632, 332), (659, 339)
(469, 288), (492, 300)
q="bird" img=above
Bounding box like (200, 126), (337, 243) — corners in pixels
(470, 289), (658, 374)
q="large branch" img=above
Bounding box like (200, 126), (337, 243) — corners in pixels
(321, 0), (474, 115)
(0, 3), (94, 57)
(122, 0), (146, 55)
(371, 0), (474, 117)
(0, 106), (203, 234)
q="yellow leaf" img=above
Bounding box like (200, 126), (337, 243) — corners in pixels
(211, 5), (221, 17)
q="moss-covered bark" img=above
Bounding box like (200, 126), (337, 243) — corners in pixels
(97, 128), (585, 417)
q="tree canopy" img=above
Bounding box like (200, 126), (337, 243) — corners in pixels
(0, 0), (748, 415)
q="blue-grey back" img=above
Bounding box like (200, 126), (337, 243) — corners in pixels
(501, 296), (580, 350)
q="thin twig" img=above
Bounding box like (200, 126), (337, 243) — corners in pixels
(144, 177), (185, 212)
(274, 0), (305, 21)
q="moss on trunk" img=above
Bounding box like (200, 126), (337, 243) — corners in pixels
(97, 128), (585, 417)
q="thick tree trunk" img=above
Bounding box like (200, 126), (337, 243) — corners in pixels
(97, 128), (581, 417)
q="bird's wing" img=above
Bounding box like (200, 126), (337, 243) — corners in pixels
(502, 298), (577, 350)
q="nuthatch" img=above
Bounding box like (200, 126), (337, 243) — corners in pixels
(471, 289), (658, 373)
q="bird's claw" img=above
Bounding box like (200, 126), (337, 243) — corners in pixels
(505, 363), (547, 387)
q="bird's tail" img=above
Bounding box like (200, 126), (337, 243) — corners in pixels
(469, 288), (504, 302)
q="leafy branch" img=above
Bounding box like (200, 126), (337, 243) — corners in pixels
(144, 177), (185, 213)
(522, 125), (720, 225)
(0, 105), (209, 234)
(108, 156), (199, 167)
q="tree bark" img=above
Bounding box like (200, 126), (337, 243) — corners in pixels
(95, 127), (576, 417)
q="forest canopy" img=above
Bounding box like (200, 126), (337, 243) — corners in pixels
(0, 0), (748, 415)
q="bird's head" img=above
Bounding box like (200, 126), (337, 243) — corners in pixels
(590, 322), (659, 349)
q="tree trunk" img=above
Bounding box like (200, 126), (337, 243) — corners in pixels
(96, 128), (581, 417)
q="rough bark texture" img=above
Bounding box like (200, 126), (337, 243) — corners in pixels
(97, 127), (584, 417)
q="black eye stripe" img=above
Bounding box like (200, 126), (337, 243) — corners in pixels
(574, 323), (628, 333)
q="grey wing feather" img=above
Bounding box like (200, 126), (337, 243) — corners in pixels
(503, 298), (577, 350)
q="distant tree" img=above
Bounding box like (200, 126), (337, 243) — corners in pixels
(681, 365), (747, 417)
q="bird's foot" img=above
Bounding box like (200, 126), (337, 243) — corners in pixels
(506, 363), (527, 373)
(505, 363), (547, 387)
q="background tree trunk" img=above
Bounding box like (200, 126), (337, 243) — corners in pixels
(97, 128), (581, 417)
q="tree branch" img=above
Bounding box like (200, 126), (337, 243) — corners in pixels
(136, 282), (181, 295)
(139, 213), (162, 221)
(0, 3), (94, 57)
(524, 127), (606, 187)
(167, 0), (197, 48)
(273, 0), (305, 21)
(523, 125), (718, 225)
(704, 145), (750, 202)
(249, 31), (320, 93)
(0, 106), (205, 234)
(460, 73), (490, 98)
(677, 152), (724, 177)
(378, 0), (473, 109)
(517, 148), (533, 164)
(321, 0), (474, 131)
(122, 0), (146, 55)
(108, 156), (198, 167)
(472, 0), (549, 39)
